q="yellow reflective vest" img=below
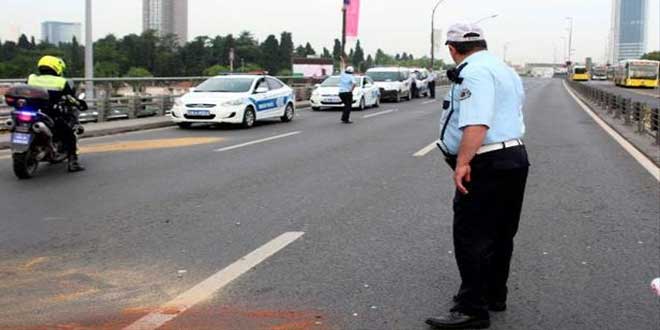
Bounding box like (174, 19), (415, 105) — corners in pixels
(27, 74), (68, 91)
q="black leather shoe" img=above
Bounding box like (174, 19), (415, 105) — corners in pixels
(68, 159), (85, 173)
(341, 120), (353, 124)
(488, 301), (506, 312)
(426, 312), (490, 329)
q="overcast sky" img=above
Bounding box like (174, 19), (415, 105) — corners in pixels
(1, 0), (658, 65)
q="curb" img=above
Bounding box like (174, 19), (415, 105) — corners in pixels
(0, 101), (312, 150)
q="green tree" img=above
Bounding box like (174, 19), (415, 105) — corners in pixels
(641, 51), (660, 61)
(352, 40), (365, 70)
(332, 39), (342, 62)
(295, 45), (307, 57)
(278, 32), (294, 73)
(322, 47), (332, 59)
(95, 61), (121, 77)
(203, 64), (230, 76)
(304, 42), (316, 56)
(365, 54), (374, 70)
(17, 34), (31, 49)
(125, 67), (152, 77)
(259, 35), (280, 74)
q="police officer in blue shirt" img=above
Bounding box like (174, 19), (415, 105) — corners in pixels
(426, 23), (529, 330)
(338, 66), (357, 124)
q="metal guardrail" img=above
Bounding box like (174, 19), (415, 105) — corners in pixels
(567, 80), (659, 145)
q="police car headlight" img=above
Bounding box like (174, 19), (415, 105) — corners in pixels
(222, 98), (244, 106)
(174, 98), (183, 107)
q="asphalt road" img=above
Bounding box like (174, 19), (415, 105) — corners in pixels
(0, 79), (658, 330)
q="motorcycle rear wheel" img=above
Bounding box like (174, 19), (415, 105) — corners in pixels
(13, 152), (39, 179)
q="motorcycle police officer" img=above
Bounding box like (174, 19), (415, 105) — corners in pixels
(28, 56), (85, 172)
(426, 23), (529, 329)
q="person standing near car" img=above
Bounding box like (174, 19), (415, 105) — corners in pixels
(425, 23), (529, 329)
(428, 67), (437, 99)
(338, 66), (356, 124)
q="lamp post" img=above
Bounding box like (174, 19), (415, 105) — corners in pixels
(565, 17), (574, 63)
(473, 14), (499, 24)
(85, 0), (94, 98)
(431, 0), (448, 69)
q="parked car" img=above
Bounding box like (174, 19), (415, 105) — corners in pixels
(366, 67), (413, 102)
(310, 75), (380, 111)
(170, 75), (295, 129)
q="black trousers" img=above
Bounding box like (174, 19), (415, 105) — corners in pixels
(52, 112), (79, 157)
(429, 81), (436, 99)
(450, 146), (529, 318)
(339, 92), (353, 122)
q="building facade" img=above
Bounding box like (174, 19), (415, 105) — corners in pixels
(41, 21), (82, 45)
(142, 0), (188, 45)
(610, 0), (648, 63)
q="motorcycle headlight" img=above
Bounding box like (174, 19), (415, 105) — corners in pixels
(222, 99), (244, 106)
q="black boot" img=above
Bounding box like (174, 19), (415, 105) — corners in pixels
(426, 311), (490, 329)
(68, 155), (85, 172)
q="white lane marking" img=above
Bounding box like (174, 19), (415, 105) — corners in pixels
(414, 140), (439, 157)
(563, 81), (659, 181)
(123, 231), (305, 330)
(421, 100), (436, 105)
(363, 109), (397, 119)
(214, 131), (301, 152)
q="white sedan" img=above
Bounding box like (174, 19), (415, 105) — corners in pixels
(170, 75), (295, 129)
(310, 75), (380, 111)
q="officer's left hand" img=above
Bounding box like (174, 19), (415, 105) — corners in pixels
(454, 164), (471, 195)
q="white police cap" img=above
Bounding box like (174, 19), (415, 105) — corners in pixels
(446, 23), (485, 44)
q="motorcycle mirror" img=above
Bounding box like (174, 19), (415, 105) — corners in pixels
(78, 92), (86, 100)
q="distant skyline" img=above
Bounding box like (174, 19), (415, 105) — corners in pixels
(1, 0), (658, 65)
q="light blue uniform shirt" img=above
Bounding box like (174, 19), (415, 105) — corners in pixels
(439, 51), (525, 155)
(338, 72), (356, 93)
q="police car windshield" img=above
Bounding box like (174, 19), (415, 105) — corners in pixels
(195, 77), (254, 93)
(321, 76), (341, 87)
(367, 71), (402, 82)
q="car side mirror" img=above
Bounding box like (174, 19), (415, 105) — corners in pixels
(189, 87), (196, 92)
(78, 92), (86, 100)
(314, 84), (321, 88)
(255, 86), (269, 94)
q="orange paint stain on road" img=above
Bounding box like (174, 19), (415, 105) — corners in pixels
(79, 137), (223, 154)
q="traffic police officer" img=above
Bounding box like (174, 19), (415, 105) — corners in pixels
(338, 66), (356, 124)
(426, 23), (529, 329)
(28, 55), (85, 172)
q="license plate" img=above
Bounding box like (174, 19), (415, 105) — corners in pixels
(188, 110), (210, 116)
(324, 97), (341, 103)
(11, 133), (32, 145)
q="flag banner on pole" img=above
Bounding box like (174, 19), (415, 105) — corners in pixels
(345, 0), (361, 38)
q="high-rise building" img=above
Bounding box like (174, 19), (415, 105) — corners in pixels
(142, 0), (188, 45)
(41, 21), (82, 45)
(610, 0), (648, 63)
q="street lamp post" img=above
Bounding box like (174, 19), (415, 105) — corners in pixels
(85, 0), (94, 98)
(430, 0), (447, 69)
(566, 17), (574, 63)
(473, 14), (499, 24)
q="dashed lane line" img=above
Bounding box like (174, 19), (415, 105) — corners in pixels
(123, 231), (305, 330)
(414, 140), (439, 157)
(363, 109), (397, 119)
(563, 81), (659, 181)
(213, 131), (301, 152)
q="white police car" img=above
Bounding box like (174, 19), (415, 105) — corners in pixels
(310, 75), (380, 111)
(170, 75), (295, 129)
(366, 67), (413, 102)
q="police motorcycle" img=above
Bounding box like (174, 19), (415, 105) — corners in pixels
(4, 85), (87, 179)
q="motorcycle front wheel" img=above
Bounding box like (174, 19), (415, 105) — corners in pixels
(13, 151), (39, 179)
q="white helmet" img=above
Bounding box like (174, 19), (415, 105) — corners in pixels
(345, 66), (355, 73)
